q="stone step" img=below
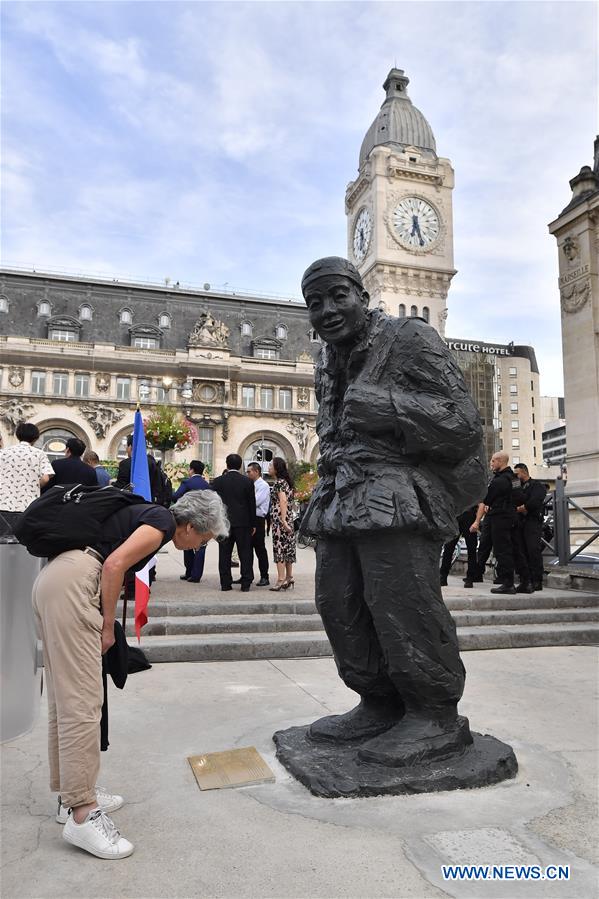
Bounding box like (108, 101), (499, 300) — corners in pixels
(452, 607), (599, 626)
(444, 593), (599, 611)
(118, 598), (318, 617)
(120, 591), (599, 619)
(126, 613), (325, 637)
(128, 606), (599, 638)
(137, 623), (599, 663)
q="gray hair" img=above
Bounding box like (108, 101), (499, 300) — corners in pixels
(171, 490), (229, 539)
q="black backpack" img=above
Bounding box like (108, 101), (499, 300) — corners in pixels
(13, 484), (148, 558)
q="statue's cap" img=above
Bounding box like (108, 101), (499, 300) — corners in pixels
(301, 256), (364, 295)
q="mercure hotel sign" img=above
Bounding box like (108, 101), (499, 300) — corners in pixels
(446, 340), (514, 356)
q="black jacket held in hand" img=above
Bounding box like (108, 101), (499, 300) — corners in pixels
(301, 310), (486, 541)
(483, 467), (516, 515)
(519, 478), (548, 519)
(211, 471), (256, 528)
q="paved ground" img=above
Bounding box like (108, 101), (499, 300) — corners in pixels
(149, 536), (317, 604)
(1, 646), (597, 898)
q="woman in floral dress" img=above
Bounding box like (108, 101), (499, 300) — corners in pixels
(268, 457), (296, 591)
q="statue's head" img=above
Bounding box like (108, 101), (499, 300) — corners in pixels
(301, 257), (369, 346)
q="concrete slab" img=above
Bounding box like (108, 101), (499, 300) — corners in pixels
(1, 648), (597, 898)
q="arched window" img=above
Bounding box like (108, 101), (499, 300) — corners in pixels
(36, 427), (78, 462)
(38, 300), (51, 317)
(0, 295), (8, 313)
(159, 312), (171, 328)
(241, 321), (253, 337)
(243, 437), (289, 468)
(275, 324), (288, 340)
(120, 308), (132, 324)
(398, 304), (406, 318)
(410, 305), (418, 317)
(79, 304), (93, 321)
(422, 306), (430, 323)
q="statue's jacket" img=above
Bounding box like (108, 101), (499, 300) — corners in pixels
(301, 310), (487, 541)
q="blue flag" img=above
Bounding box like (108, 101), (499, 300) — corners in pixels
(130, 409), (152, 501)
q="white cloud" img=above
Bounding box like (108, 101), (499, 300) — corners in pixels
(2, 0), (596, 396)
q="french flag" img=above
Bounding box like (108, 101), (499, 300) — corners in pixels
(130, 408), (155, 640)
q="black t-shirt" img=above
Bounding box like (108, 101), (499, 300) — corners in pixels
(95, 503), (176, 570)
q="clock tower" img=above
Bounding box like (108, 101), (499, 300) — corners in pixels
(346, 68), (456, 335)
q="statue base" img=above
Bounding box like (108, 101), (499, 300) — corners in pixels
(273, 725), (518, 798)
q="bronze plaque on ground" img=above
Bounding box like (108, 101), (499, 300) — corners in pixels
(188, 746), (275, 790)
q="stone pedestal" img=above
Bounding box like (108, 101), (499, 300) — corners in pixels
(273, 724), (517, 799)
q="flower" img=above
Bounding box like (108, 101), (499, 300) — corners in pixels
(144, 405), (194, 451)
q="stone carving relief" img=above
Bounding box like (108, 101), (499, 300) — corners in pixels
(190, 411), (229, 442)
(297, 351), (313, 363)
(95, 373), (111, 393)
(437, 308), (449, 335)
(287, 417), (314, 459)
(8, 367), (24, 388)
(297, 387), (310, 407)
(79, 404), (125, 439)
(229, 383), (238, 404)
(191, 381), (225, 404)
(561, 279), (590, 315)
(0, 399), (34, 434)
(188, 311), (230, 347)
(562, 236), (580, 264)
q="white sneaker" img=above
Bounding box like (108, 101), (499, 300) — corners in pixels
(56, 787), (125, 824)
(63, 808), (134, 859)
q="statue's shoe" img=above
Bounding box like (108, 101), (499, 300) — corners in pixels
(308, 697), (404, 744)
(358, 713), (473, 767)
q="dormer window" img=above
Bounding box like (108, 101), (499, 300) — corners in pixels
(241, 321), (253, 337)
(49, 329), (78, 342)
(309, 329), (321, 343)
(275, 324), (288, 340)
(79, 304), (93, 321)
(37, 300), (51, 317)
(253, 336), (281, 360)
(46, 314), (81, 343)
(120, 308), (133, 324)
(130, 323), (162, 350)
(158, 312), (171, 329)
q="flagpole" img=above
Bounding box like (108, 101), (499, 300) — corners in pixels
(122, 402), (142, 630)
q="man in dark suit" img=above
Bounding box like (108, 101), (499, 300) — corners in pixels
(211, 453), (256, 592)
(50, 438), (98, 487)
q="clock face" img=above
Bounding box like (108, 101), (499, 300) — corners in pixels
(353, 208), (372, 263)
(392, 197), (440, 250)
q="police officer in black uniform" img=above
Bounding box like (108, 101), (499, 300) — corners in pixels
(513, 463), (547, 591)
(474, 451), (517, 594)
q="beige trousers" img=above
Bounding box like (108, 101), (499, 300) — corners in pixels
(32, 549), (103, 808)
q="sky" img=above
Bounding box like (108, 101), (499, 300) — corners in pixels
(1, 1), (597, 395)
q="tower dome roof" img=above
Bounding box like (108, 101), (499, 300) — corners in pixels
(359, 69), (436, 168)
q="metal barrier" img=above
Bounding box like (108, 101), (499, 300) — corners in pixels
(550, 478), (599, 566)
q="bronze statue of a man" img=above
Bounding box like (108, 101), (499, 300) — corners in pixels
(299, 257), (487, 767)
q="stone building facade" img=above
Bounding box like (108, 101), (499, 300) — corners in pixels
(0, 270), (320, 473)
(548, 137), (599, 495)
(445, 339), (541, 469)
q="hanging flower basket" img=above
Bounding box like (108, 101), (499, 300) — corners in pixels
(144, 405), (196, 452)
